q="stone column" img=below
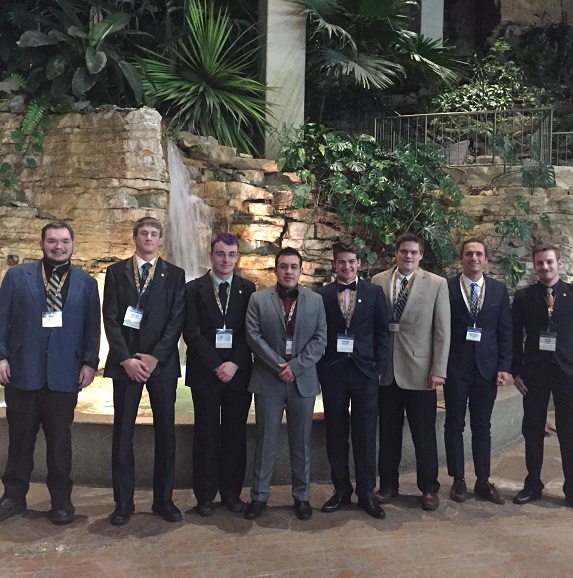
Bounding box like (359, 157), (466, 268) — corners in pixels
(420, 0), (444, 42)
(258, 0), (306, 159)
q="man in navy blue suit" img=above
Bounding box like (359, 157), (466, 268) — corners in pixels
(0, 221), (100, 525)
(444, 239), (512, 504)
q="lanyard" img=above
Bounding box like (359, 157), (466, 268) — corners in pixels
(41, 262), (70, 308)
(211, 272), (231, 329)
(545, 287), (555, 331)
(284, 298), (297, 327)
(459, 275), (485, 327)
(132, 254), (158, 307)
(392, 269), (416, 308)
(337, 283), (356, 332)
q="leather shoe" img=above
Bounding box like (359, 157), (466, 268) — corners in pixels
(421, 491), (440, 511)
(152, 500), (182, 522)
(449, 479), (467, 503)
(294, 500), (312, 520)
(357, 496), (386, 519)
(48, 500), (75, 525)
(110, 502), (134, 525)
(196, 501), (215, 517)
(374, 487), (398, 505)
(244, 500), (266, 520)
(0, 496), (26, 522)
(321, 493), (351, 513)
(474, 480), (505, 505)
(512, 488), (542, 505)
(222, 497), (246, 513)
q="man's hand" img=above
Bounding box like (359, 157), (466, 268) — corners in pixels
(0, 359), (10, 385)
(134, 353), (159, 375)
(278, 363), (295, 383)
(215, 362), (238, 383)
(120, 357), (150, 383)
(514, 375), (528, 396)
(78, 365), (96, 389)
(427, 375), (445, 390)
(497, 371), (511, 387)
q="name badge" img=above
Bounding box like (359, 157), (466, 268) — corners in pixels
(539, 332), (557, 352)
(337, 334), (355, 353)
(216, 328), (233, 349)
(466, 327), (482, 342)
(389, 323), (400, 333)
(42, 311), (62, 328)
(285, 337), (293, 356)
(123, 306), (143, 329)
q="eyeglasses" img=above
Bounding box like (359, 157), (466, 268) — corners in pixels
(214, 251), (238, 259)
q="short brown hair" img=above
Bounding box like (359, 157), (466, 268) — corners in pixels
(332, 239), (360, 260)
(41, 221), (74, 241)
(532, 242), (560, 261)
(395, 232), (423, 253)
(133, 217), (163, 237)
(461, 237), (488, 259)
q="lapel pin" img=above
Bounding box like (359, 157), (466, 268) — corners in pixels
(161, 273), (165, 277)
(239, 290), (243, 294)
(358, 299), (362, 303)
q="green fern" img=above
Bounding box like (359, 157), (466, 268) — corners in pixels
(21, 101), (48, 134)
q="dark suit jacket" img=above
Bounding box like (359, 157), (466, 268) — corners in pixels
(103, 257), (185, 381)
(0, 261), (100, 392)
(512, 280), (573, 384)
(316, 279), (389, 383)
(183, 272), (255, 393)
(448, 275), (512, 381)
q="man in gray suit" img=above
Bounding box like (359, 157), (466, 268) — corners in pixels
(244, 247), (327, 520)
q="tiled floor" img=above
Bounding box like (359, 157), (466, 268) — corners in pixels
(1, 426), (572, 577)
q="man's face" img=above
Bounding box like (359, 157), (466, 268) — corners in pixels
(40, 227), (74, 265)
(275, 255), (302, 289)
(396, 241), (422, 275)
(334, 252), (361, 284)
(210, 241), (239, 280)
(133, 225), (162, 258)
(534, 250), (562, 286)
(461, 242), (488, 279)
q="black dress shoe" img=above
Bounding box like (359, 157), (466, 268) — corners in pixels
(244, 500), (266, 520)
(222, 497), (246, 513)
(512, 488), (542, 505)
(48, 500), (75, 525)
(294, 500), (312, 520)
(374, 487), (398, 505)
(196, 501), (215, 517)
(357, 496), (386, 519)
(449, 479), (467, 503)
(152, 500), (182, 522)
(110, 502), (135, 525)
(321, 493), (351, 513)
(474, 480), (505, 505)
(0, 496), (26, 522)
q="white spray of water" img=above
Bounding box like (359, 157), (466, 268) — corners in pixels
(166, 140), (212, 281)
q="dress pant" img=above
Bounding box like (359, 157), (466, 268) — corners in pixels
(2, 385), (77, 505)
(191, 385), (252, 504)
(444, 364), (498, 481)
(250, 382), (315, 503)
(112, 378), (177, 504)
(322, 361), (379, 500)
(521, 362), (573, 500)
(378, 380), (440, 494)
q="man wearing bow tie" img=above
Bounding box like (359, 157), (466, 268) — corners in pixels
(244, 248), (327, 520)
(103, 217), (185, 525)
(317, 240), (389, 519)
(183, 233), (255, 516)
(372, 232), (450, 511)
(512, 243), (573, 508)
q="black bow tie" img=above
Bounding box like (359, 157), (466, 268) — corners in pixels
(278, 287), (299, 300)
(338, 281), (357, 292)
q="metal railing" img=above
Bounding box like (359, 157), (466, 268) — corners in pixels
(552, 131), (573, 166)
(374, 108), (554, 166)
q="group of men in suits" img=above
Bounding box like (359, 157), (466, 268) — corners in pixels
(1, 220), (572, 528)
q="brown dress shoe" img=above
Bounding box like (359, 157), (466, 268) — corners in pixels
(449, 479), (467, 503)
(474, 480), (505, 505)
(421, 491), (440, 511)
(374, 487), (398, 505)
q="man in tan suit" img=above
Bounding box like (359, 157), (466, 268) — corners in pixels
(372, 232), (450, 510)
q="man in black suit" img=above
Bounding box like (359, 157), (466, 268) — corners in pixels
(183, 233), (255, 516)
(512, 242), (573, 508)
(316, 240), (389, 519)
(444, 239), (512, 504)
(103, 216), (185, 525)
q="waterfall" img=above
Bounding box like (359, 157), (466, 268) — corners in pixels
(166, 141), (213, 281)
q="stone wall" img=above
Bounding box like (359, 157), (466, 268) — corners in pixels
(501, 0), (573, 25)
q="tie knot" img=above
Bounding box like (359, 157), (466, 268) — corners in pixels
(471, 282), (477, 290)
(142, 262), (152, 273)
(338, 281), (357, 293)
(401, 277), (409, 289)
(546, 287), (553, 296)
(219, 281), (229, 291)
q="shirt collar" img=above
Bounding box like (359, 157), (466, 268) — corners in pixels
(211, 272), (233, 288)
(136, 255), (156, 271)
(395, 269), (414, 282)
(42, 257), (70, 278)
(462, 274), (484, 289)
(338, 276), (358, 286)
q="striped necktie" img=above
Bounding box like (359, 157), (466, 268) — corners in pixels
(394, 276), (409, 322)
(140, 262), (152, 288)
(470, 282), (478, 319)
(46, 270), (63, 312)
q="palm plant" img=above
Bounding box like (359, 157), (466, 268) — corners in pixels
(139, 0), (268, 153)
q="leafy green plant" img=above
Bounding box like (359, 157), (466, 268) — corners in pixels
(139, 0), (268, 153)
(277, 124), (473, 271)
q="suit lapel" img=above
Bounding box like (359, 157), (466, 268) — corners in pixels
(124, 258), (137, 298)
(399, 268), (425, 321)
(293, 287), (306, 346)
(63, 266), (83, 313)
(270, 286), (287, 329)
(198, 272), (221, 328)
(553, 280), (572, 315)
(26, 261), (47, 312)
(452, 275), (474, 324)
(145, 258), (167, 312)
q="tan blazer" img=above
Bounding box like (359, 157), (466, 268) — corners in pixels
(372, 267), (450, 390)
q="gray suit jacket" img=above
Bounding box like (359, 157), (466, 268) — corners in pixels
(246, 285), (327, 397)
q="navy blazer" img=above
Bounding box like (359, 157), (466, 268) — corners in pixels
(0, 261), (100, 392)
(183, 272), (255, 393)
(447, 275), (512, 382)
(316, 278), (389, 382)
